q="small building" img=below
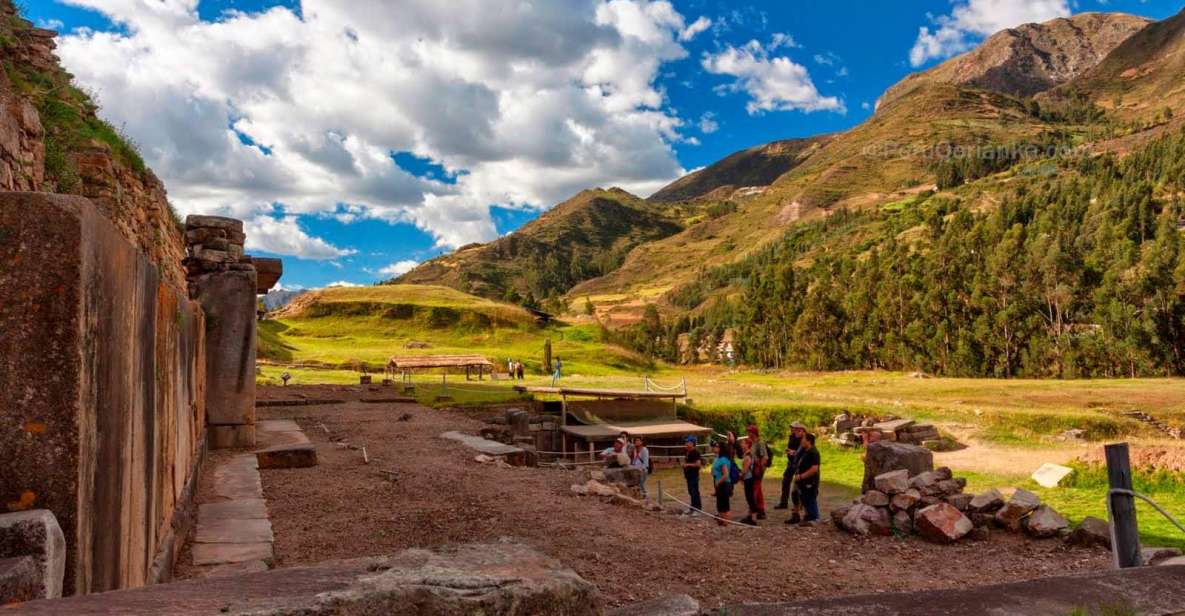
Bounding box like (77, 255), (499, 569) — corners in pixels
(514, 385), (711, 461)
(386, 354), (494, 384)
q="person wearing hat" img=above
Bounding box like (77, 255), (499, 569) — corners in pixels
(681, 435), (703, 514)
(777, 422), (807, 520)
(746, 424), (770, 520)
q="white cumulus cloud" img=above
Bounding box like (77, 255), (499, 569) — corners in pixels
(698, 112), (719, 134)
(324, 281), (364, 288)
(378, 259), (420, 278)
(54, 0), (707, 255)
(702, 39), (844, 115)
(243, 215), (356, 260)
(909, 0), (1071, 67)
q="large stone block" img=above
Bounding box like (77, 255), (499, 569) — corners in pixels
(15, 542), (602, 616)
(0, 193), (206, 594)
(0, 510), (65, 600)
(862, 441), (934, 493)
(915, 502), (973, 543)
(193, 269), (257, 442)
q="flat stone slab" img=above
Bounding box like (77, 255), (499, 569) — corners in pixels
(255, 429), (310, 449)
(874, 419), (915, 433)
(440, 431), (524, 457)
(1031, 462), (1074, 488)
(257, 419), (301, 432)
(256, 399), (345, 407)
(212, 472), (263, 500)
(360, 397), (416, 403)
(199, 560), (269, 578)
(191, 542), (273, 566)
(198, 499), (268, 521)
(194, 519), (274, 544)
(257, 444), (318, 469)
(721, 565), (1185, 616)
(21, 542), (600, 615)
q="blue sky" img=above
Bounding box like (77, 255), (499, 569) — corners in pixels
(28, 0), (1184, 289)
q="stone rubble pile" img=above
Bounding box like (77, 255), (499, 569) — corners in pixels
(837, 442), (1076, 544)
(480, 407), (559, 460)
(828, 413), (958, 452)
(569, 468), (665, 513)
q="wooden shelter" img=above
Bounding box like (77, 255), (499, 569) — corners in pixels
(386, 354), (494, 385)
(514, 385), (710, 460)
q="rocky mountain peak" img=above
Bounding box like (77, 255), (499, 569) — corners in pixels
(878, 12), (1151, 110)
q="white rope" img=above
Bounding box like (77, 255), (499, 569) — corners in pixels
(661, 490), (756, 528)
(644, 376), (687, 393)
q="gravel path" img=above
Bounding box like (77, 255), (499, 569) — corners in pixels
(255, 385), (1109, 609)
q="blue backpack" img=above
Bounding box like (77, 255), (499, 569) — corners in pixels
(728, 458), (740, 484)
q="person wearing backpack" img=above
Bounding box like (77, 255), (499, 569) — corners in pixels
(739, 438), (759, 526)
(747, 424), (770, 520)
(710, 441), (733, 525)
(631, 436), (650, 498)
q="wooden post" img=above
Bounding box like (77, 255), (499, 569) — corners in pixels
(1105, 442), (1142, 568)
(588, 441), (594, 463)
(657, 480), (664, 508)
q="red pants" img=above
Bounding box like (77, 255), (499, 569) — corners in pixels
(753, 472), (765, 513)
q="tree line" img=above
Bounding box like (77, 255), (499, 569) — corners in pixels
(620, 129), (1185, 378)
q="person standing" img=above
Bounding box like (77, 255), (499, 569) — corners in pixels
(516, 361), (525, 380)
(631, 436), (650, 498)
(681, 436), (703, 514)
(777, 423), (806, 518)
(746, 424), (770, 520)
(710, 441), (733, 525)
(791, 433), (821, 525)
(739, 439), (759, 525)
(551, 356), (563, 385)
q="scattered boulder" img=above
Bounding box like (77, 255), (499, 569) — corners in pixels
(936, 478), (965, 496)
(968, 489), (1005, 513)
(1066, 516), (1112, 549)
(968, 526), (990, 541)
(909, 471), (942, 491)
(994, 489), (1041, 532)
(862, 442), (934, 492)
(608, 594), (699, 616)
(890, 489), (921, 511)
(892, 510), (914, 534)
(1142, 547), (1184, 566)
(944, 494), (974, 511)
(842, 504), (892, 536)
(874, 469), (910, 494)
(915, 503), (973, 544)
(969, 512), (995, 528)
(1031, 463), (1075, 488)
(602, 467), (643, 487)
(0, 557), (40, 604)
(1157, 556), (1185, 567)
(862, 490), (890, 507)
(0, 510), (66, 601)
(583, 480), (618, 498)
(935, 467), (953, 481)
(831, 504), (853, 529)
(1024, 505), (1069, 538)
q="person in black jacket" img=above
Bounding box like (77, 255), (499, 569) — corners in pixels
(791, 433), (821, 525)
(776, 422), (806, 516)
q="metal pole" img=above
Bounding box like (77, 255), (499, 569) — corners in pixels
(1105, 442), (1142, 568)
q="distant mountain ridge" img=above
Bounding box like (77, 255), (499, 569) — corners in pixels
(647, 136), (830, 203)
(878, 12), (1150, 110)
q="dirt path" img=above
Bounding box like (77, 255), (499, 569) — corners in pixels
(932, 424), (1088, 477)
(255, 385), (1109, 609)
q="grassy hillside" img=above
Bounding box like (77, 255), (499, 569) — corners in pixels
(396, 188), (696, 305)
(571, 83), (1071, 323)
(647, 136), (830, 203)
(259, 284), (651, 376)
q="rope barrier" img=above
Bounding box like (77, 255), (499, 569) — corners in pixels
(660, 490), (756, 528)
(643, 376), (688, 394)
(1109, 488), (1185, 537)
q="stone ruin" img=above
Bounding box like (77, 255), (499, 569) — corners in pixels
(836, 441), (1086, 544)
(1, 196), (281, 599)
(478, 406), (561, 464)
(828, 413), (959, 452)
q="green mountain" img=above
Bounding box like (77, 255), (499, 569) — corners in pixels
(395, 188), (693, 305)
(647, 136), (830, 203)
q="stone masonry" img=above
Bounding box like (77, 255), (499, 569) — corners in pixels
(185, 215), (258, 449)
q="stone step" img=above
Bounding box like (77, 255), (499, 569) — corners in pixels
(194, 519), (273, 544)
(191, 542), (273, 567)
(198, 499), (268, 521)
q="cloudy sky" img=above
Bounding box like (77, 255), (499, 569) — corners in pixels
(30, 0), (1182, 289)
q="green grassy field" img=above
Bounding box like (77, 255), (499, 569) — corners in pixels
(259, 283), (1185, 550)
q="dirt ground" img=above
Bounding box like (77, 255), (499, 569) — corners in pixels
(252, 385), (1109, 609)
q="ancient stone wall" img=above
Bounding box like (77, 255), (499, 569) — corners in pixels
(0, 4), (187, 291)
(0, 193), (206, 595)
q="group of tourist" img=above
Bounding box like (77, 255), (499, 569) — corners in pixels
(684, 422), (820, 527)
(599, 430), (653, 497)
(598, 422), (820, 527)
(505, 359), (526, 380)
